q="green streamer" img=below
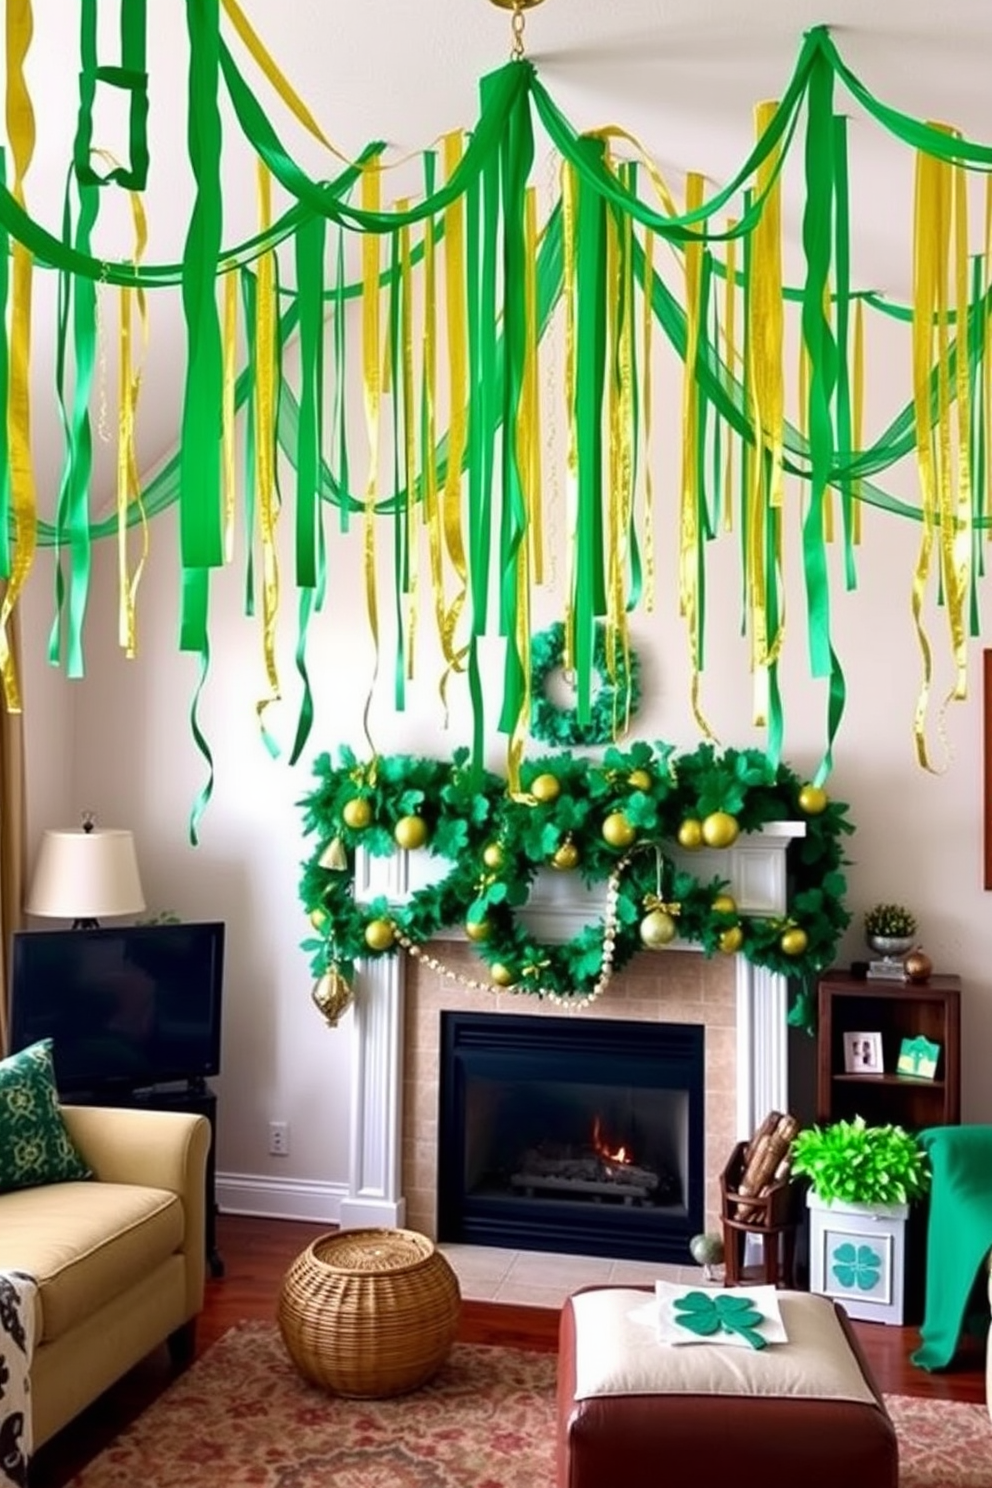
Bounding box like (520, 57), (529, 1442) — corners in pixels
(294, 212), (325, 588)
(73, 0), (149, 189)
(572, 138), (609, 725)
(832, 113), (857, 592)
(178, 0), (224, 586)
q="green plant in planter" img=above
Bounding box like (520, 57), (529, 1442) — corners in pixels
(790, 1117), (931, 1207)
(863, 903), (917, 939)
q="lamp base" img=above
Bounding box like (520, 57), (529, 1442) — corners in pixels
(71, 918), (101, 930)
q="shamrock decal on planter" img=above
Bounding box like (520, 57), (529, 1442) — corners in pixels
(831, 1242), (882, 1293)
(672, 1291), (767, 1349)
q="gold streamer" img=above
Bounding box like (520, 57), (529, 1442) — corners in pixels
(361, 162), (383, 759)
(114, 177), (150, 659)
(422, 201), (447, 701)
(1, 0), (39, 712)
(948, 150), (971, 703)
(254, 162), (281, 735)
(641, 226), (656, 609)
(679, 172), (716, 740)
(910, 134), (952, 770)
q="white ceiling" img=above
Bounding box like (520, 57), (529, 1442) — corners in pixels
(10, 0), (992, 501)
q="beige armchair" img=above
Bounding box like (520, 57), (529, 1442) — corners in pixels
(0, 1103), (210, 1449)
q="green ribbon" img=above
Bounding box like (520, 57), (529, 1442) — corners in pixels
(73, 0), (149, 189)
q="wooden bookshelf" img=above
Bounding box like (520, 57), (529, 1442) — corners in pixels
(816, 971), (961, 1130)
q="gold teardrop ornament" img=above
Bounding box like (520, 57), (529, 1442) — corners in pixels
(311, 969), (354, 1027)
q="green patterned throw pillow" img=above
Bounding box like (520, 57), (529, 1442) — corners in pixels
(0, 1039), (91, 1193)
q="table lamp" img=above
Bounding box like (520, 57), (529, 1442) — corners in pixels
(25, 814), (146, 929)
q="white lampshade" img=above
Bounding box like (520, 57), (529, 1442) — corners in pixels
(26, 828), (146, 922)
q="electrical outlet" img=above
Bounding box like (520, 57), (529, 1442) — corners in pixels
(269, 1120), (290, 1156)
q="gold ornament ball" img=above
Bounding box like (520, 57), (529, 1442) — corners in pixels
(482, 841), (506, 871)
(712, 894), (737, 916)
(602, 811), (637, 848)
(718, 926), (744, 954)
(627, 768), (652, 792)
(798, 783), (828, 815)
(551, 840), (581, 871)
(363, 917), (396, 951)
(309, 906), (329, 931)
(490, 962), (516, 987)
(780, 926), (808, 957)
(677, 818), (704, 850)
(531, 772), (562, 804)
(342, 796), (373, 830)
(639, 908), (677, 948)
(394, 813), (429, 850)
(702, 811), (740, 849)
(904, 948), (933, 983)
(464, 917), (492, 943)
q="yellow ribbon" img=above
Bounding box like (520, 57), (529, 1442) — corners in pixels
(643, 895), (681, 917)
(852, 298), (864, 543)
(116, 206), (150, 659)
(395, 201), (419, 681)
(641, 226), (656, 608)
(254, 162), (281, 739)
(1, 0), (39, 712)
(679, 172), (717, 741)
(523, 186), (543, 585)
(722, 222), (737, 532)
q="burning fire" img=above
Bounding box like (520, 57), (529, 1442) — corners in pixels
(592, 1115), (633, 1166)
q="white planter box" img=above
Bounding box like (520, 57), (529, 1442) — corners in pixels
(806, 1191), (909, 1325)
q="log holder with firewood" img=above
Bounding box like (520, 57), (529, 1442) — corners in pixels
(719, 1110), (802, 1289)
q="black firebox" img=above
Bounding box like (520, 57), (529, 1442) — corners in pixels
(437, 1010), (704, 1263)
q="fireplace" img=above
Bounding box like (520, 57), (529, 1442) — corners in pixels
(437, 1010), (704, 1262)
(337, 825), (803, 1248)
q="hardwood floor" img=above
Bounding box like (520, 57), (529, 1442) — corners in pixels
(30, 1213), (987, 1487)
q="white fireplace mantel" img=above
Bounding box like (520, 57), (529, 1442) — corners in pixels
(339, 823), (805, 1231)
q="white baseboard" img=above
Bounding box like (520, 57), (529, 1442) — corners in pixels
(216, 1171), (346, 1223)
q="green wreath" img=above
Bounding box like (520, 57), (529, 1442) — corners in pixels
(529, 621), (641, 747)
(298, 741), (855, 1034)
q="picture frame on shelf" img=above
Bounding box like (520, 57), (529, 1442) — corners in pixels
(843, 1030), (884, 1074)
(896, 1035), (941, 1080)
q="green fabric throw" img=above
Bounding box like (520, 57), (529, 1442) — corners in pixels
(912, 1125), (992, 1370)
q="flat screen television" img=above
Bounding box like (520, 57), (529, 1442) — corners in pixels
(9, 921), (225, 1095)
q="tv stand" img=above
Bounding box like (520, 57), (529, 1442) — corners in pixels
(72, 1080), (224, 1278)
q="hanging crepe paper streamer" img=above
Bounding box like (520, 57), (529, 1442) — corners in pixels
(5, 21), (992, 831)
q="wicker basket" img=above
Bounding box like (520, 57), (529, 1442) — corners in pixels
(277, 1228), (461, 1398)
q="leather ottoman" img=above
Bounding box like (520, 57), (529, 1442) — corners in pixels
(557, 1287), (897, 1488)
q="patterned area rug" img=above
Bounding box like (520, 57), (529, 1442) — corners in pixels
(65, 1321), (990, 1488)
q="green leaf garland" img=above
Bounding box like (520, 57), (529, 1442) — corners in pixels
(298, 741), (854, 1030)
(529, 621), (641, 748)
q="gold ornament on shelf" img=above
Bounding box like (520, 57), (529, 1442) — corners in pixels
(311, 969), (354, 1027)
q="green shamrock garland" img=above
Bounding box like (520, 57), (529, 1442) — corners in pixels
(298, 740), (854, 1032)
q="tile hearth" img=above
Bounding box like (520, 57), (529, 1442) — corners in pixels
(438, 1242), (714, 1308)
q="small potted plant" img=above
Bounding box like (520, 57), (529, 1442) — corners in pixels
(791, 1117), (930, 1325)
(863, 902), (916, 954)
